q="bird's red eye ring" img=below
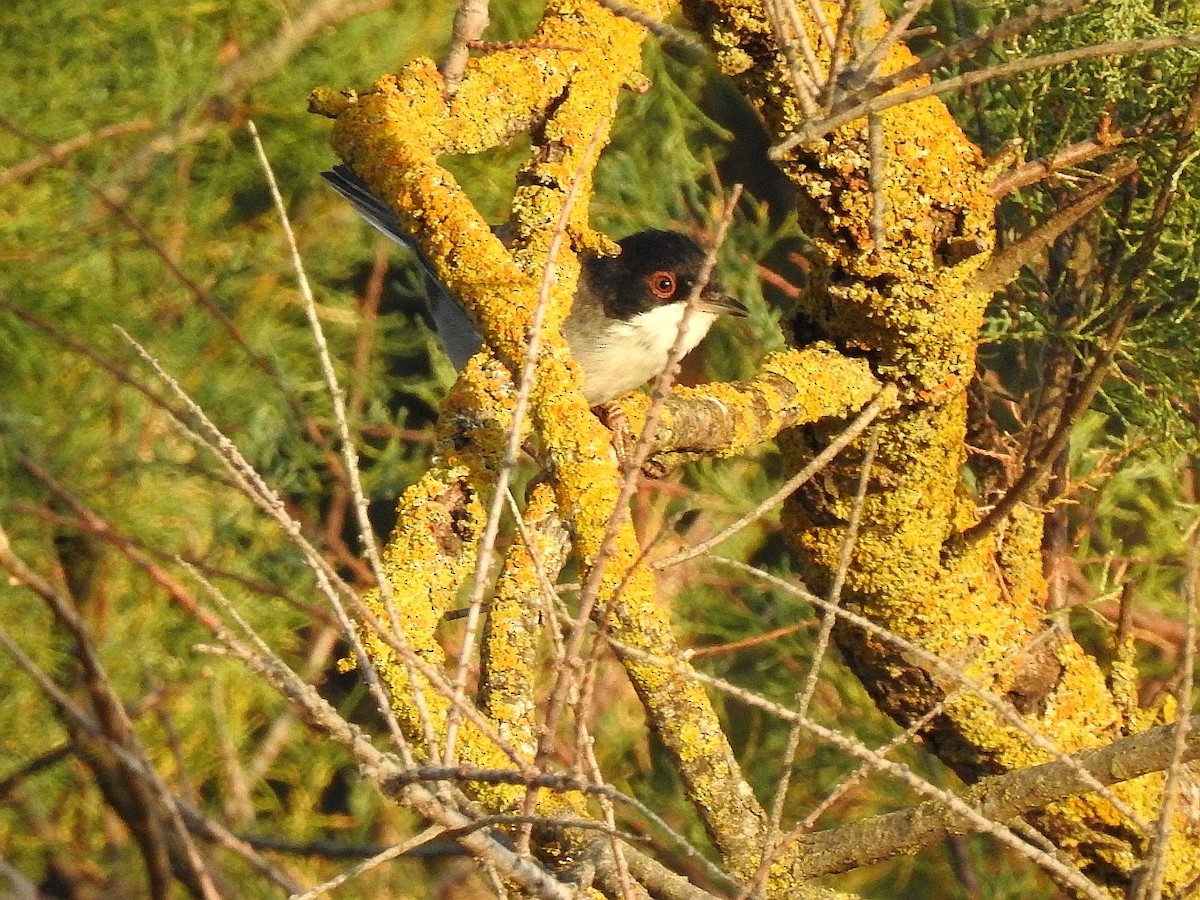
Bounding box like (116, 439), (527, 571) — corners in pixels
(649, 271), (676, 299)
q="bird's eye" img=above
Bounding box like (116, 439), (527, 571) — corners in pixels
(649, 271), (676, 299)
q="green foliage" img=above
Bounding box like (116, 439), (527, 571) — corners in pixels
(0, 0), (463, 895)
(934, 2), (1200, 697)
(963, 0), (1200, 447)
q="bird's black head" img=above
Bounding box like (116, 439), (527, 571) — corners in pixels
(583, 229), (747, 321)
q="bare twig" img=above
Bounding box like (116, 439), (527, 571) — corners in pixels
(289, 826), (446, 900)
(799, 427), (880, 710)
(441, 0), (490, 94)
(715, 558), (1148, 832)
(652, 386), (892, 569)
(605, 632), (1108, 899)
(15, 455), (225, 634)
(772, 31), (1200, 155)
(867, 112), (887, 251)
(849, 0), (933, 91)
(818, 0), (856, 111)
(958, 73), (1200, 547)
(0, 529), (229, 899)
(990, 114), (1169, 196)
(790, 711), (1200, 881)
(539, 186), (744, 751)
(107, 0), (391, 197)
(802, 0), (839, 64)
(763, 0), (823, 117)
(773, 0), (1096, 155)
(789, 621), (1063, 841)
(0, 118), (152, 185)
(1132, 517), (1199, 900)
(442, 118), (609, 767)
(0, 299), (176, 414)
(248, 122), (438, 759)
(189, 586), (578, 899)
(115, 327), (419, 763)
(972, 159), (1137, 295)
(751, 426), (880, 899)
(594, 0), (708, 54)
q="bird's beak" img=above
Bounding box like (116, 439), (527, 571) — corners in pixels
(695, 290), (748, 317)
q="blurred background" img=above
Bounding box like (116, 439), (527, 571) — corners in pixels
(2, 0), (1197, 896)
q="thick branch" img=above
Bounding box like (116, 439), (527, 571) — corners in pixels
(793, 715), (1200, 878)
(315, 0), (772, 881)
(681, 0), (1200, 892)
(620, 346), (879, 467)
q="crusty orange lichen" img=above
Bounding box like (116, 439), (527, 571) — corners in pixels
(616, 347), (882, 469)
(479, 483), (565, 759)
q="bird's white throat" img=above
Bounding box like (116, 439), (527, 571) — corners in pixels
(567, 302), (719, 404)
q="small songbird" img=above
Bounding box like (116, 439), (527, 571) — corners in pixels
(322, 165), (746, 404)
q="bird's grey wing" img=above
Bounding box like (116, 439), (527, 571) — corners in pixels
(322, 165), (481, 369)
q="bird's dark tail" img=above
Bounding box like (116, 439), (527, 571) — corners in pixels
(321, 165), (414, 251)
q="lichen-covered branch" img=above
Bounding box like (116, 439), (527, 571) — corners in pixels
(479, 483), (568, 760)
(618, 345), (878, 470)
(312, 0), (850, 884)
(681, 0), (1200, 892)
(790, 714), (1200, 880)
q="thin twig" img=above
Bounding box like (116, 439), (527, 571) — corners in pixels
(850, 0), (933, 91)
(604, 631), (1108, 900)
(990, 113), (1169, 196)
(763, 0), (824, 117)
(441, 0), (490, 95)
(15, 456), (225, 633)
(713, 558), (1149, 832)
(594, 0), (708, 54)
(248, 122), (438, 760)
(442, 118), (609, 767)
(1132, 516), (1199, 900)
(789, 622), (1061, 839)
(802, 0), (839, 62)
(972, 159), (1136, 295)
(750, 425), (880, 900)
(289, 826), (446, 900)
(182, 575), (577, 899)
(540, 186), (744, 747)
(0, 118), (152, 185)
(820, 0), (861, 110)
(772, 31), (1200, 156)
(652, 387), (891, 569)
(782, 710), (1200, 883)
(386, 757), (734, 889)
(116, 327), (420, 764)
(958, 73), (1200, 547)
(867, 112), (887, 251)
(579, 726), (636, 899)
(799, 427), (880, 710)
(0, 299), (177, 414)
(0, 116), (336, 468)
(245, 626), (342, 786)
(782, 0), (1096, 152)
(0, 530), (230, 899)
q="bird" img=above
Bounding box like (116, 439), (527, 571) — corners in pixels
(322, 165), (746, 405)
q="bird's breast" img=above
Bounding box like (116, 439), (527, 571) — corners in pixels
(564, 304), (718, 404)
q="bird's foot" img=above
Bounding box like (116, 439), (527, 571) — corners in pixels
(593, 401), (667, 478)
